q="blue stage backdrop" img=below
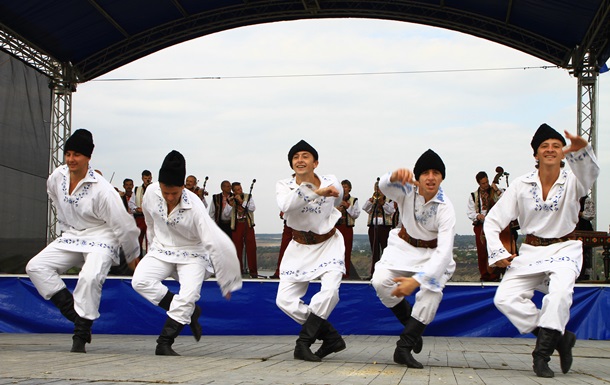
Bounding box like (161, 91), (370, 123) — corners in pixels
(0, 276), (608, 340)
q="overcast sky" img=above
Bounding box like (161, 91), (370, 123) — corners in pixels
(71, 18), (609, 236)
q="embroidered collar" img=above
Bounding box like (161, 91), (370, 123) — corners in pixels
(60, 165), (98, 206)
(59, 165), (99, 185)
(153, 185), (193, 211)
(415, 186), (446, 205)
(522, 169), (568, 186)
(291, 174), (333, 190)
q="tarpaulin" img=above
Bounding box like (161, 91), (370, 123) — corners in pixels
(0, 276), (607, 340)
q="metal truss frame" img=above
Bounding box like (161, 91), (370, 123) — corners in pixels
(576, 52), (599, 229)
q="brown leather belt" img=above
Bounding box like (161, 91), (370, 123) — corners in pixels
(292, 228), (336, 245)
(398, 227), (437, 249)
(524, 231), (575, 247)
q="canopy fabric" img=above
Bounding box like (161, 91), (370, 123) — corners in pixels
(1, 1), (609, 82)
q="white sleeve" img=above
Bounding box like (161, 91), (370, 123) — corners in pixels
(565, 144), (600, 197)
(195, 204), (242, 296)
(466, 193), (478, 222)
(347, 198), (361, 219)
(276, 179), (320, 214)
(98, 186), (140, 263)
(244, 196), (255, 212)
(413, 203), (456, 292)
(361, 199), (373, 214)
(484, 184), (519, 265)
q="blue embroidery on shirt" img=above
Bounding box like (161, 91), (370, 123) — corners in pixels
(61, 173), (92, 207)
(280, 258), (345, 278)
(56, 237), (117, 254)
(530, 181), (564, 212)
(150, 246), (211, 263)
(435, 188), (445, 203)
(566, 151), (588, 163)
(156, 196), (185, 227)
(414, 203), (438, 226)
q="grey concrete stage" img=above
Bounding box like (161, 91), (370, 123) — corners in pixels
(1, 334), (608, 385)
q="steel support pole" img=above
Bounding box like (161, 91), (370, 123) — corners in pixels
(46, 77), (75, 243)
(576, 52), (599, 230)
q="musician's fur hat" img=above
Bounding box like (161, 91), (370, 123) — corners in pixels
(64, 129), (94, 158)
(531, 123), (566, 155)
(288, 140), (318, 168)
(159, 150), (186, 187)
(414, 149), (446, 180)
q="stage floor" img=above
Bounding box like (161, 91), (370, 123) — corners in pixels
(1, 333), (609, 385)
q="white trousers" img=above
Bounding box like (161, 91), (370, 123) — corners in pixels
(131, 255), (209, 325)
(371, 266), (443, 325)
(494, 267), (576, 334)
(26, 244), (113, 320)
(276, 271), (342, 324)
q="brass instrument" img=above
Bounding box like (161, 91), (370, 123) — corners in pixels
(372, 177), (383, 203)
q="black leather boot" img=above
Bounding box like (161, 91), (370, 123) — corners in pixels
(158, 291), (202, 342)
(394, 316), (426, 369)
(390, 299), (422, 353)
(158, 291), (174, 310)
(532, 328), (562, 378)
(50, 288), (77, 322)
(314, 320), (346, 359)
(390, 299), (411, 325)
(190, 304), (202, 342)
(294, 313), (324, 362)
(556, 330), (576, 374)
(155, 317), (185, 356)
(71, 316), (93, 353)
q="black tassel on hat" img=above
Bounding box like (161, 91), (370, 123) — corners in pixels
(413, 149), (446, 180)
(158, 150), (186, 187)
(288, 140), (318, 168)
(531, 123), (566, 155)
(64, 129), (94, 158)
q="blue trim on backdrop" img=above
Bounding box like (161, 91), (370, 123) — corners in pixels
(0, 277), (607, 340)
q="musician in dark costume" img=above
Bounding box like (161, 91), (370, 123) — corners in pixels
(335, 179), (361, 278)
(229, 181), (258, 278)
(466, 171), (503, 281)
(362, 181), (395, 277)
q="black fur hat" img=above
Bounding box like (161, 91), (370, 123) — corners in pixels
(158, 150), (186, 187)
(288, 140), (318, 168)
(531, 123), (566, 155)
(64, 129), (94, 158)
(413, 149), (445, 180)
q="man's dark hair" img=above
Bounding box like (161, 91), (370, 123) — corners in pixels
(142, 170), (152, 177)
(341, 179), (352, 189)
(123, 178), (133, 185)
(231, 182), (241, 189)
(475, 171), (488, 183)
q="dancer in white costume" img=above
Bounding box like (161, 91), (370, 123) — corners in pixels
(485, 124), (599, 378)
(371, 149), (456, 369)
(275, 140), (346, 362)
(26, 129), (140, 353)
(131, 150), (242, 356)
